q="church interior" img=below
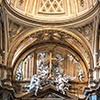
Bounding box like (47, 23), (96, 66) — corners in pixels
(0, 0), (100, 100)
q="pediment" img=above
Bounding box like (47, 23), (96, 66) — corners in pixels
(21, 85), (78, 100)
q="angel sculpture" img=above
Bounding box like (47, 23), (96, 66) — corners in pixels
(63, 74), (76, 90)
(28, 74), (42, 96)
(55, 74), (76, 95)
(40, 65), (50, 85)
(27, 64), (50, 95)
(56, 54), (64, 66)
(40, 65), (49, 79)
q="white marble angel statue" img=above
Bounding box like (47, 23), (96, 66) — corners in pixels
(40, 65), (49, 79)
(55, 74), (66, 94)
(55, 74), (76, 94)
(56, 54), (64, 66)
(37, 53), (49, 78)
(28, 74), (42, 96)
(27, 64), (49, 95)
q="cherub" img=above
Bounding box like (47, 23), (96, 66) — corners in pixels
(28, 74), (42, 96)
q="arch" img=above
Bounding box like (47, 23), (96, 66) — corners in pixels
(6, 27), (93, 98)
(13, 43), (88, 82)
(7, 28), (93, 70)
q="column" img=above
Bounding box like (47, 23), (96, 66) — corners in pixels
(28, 56), (32, 79)
(67, 55), (70, 75)
(27, 58), (29, 79)
(25, 60), (27, 80)
(92, 15), (99, 85)
(34, 52), (37, 74)
(0, 10), (2, 64)
(67, 0), (71, 17)
(23, 60), (25, 80)
(22, 60), (24, 80)
(64, 55), (68, 74)
(32, 54), (34, 75)
(93, 15), (99, 68)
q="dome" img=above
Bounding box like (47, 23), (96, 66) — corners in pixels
(6, 0), (97, 22)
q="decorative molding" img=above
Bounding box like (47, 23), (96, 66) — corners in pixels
(3, 0), (99, 25)
(77, 22), (94, 45)
(7, 29), (91, 71)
